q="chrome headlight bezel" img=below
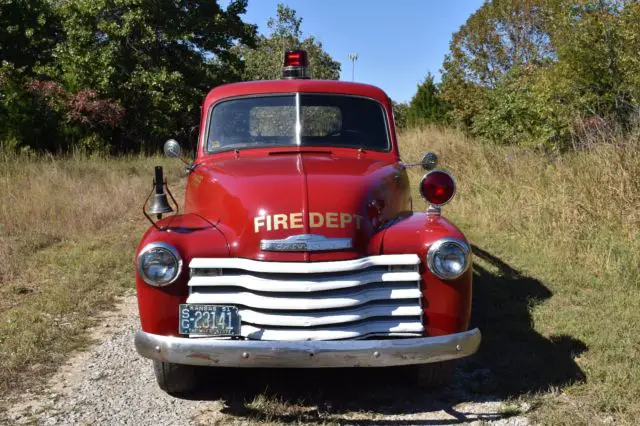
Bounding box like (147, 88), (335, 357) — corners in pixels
(426, 238), (471, 280)
(137, 242), (183, 286)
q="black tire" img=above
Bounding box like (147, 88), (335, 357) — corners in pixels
(152, 360), (199, 396)
(412, 361), (456, 389)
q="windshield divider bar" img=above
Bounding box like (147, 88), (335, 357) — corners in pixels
(295, 92), (301, 146)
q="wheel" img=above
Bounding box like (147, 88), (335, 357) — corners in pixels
(412, 361), (456, 389)
(152, 360), (199, 396)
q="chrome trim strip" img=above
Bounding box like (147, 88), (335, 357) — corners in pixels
(295, 92), (301, 146)
(188, 270), (420, 292)
(189, 254), (420, 274)
(134, 328), (482, 368)
(260, 234), (353, 252)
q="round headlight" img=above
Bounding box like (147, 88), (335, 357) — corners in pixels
(427, 238), (471, 280)
(137, 242), (182, 286)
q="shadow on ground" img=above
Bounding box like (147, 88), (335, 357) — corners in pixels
(184, 246), (587, 424)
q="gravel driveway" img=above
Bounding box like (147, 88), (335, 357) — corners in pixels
(4, 293), (529, 425)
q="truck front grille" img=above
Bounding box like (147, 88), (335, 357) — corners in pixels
(186, 254), (423, 341)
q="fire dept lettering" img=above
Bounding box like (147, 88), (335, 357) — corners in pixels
(254, 212), (363, 233)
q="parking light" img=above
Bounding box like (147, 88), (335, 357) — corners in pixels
(420, 170), (456, 207)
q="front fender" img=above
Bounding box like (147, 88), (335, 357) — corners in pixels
(380, 213), (472, 337)
(135, 214), (230, 335)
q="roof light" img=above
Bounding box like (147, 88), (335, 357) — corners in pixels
(282, 50), (311, 80)
(420, 170), (456, 207)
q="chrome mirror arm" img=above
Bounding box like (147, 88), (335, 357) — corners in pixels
(401, 152), (439, 170)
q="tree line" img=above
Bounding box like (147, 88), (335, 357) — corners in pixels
(4, 0), (637, 153)
(398, 0), (640, 150)
(0, 1), (339, 153)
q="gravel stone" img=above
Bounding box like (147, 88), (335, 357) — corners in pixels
(4, 294), (529, 425)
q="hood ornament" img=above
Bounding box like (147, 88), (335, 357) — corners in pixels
(260, 234), (352, 252)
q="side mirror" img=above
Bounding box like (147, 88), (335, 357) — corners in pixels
(164, 139), (182, 158)
(164, 139), (196, 174)
(421, 152), (438, 170)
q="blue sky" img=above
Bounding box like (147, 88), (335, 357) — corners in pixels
(240, 0), (485, 103)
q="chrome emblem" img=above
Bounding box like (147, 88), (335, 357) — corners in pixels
(260, 234), (353, 252)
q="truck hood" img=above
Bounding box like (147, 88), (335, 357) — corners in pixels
(184, 152), (409, 261)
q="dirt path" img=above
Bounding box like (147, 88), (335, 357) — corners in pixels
(4, 293), (529, 425)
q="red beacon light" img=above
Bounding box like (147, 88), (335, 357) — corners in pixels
(282, 50), (311, 80)
(420, 170), (456, 208)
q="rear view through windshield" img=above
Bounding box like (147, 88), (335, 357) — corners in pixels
(207, 94), (389, 152)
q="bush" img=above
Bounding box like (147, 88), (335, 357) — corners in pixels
(471, 65), (576, 150)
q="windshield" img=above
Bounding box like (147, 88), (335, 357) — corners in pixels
(206, 94), (390, 152)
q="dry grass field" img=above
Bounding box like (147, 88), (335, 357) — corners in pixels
(0, 154), (184, 398)
(0, 128), (638, 424)
(401, 127), (640, 423)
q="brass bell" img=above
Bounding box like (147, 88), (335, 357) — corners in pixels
(148, 193), (173, 216)
(148, 166), (174, 217)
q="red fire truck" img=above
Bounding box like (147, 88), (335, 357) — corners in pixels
(134, 51), (481, 395)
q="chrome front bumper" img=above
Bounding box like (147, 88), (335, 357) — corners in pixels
(134, 328), (481, 368)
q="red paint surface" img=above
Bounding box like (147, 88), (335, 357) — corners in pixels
(136, 79), (471, 338)
(183, 152), (410, 261)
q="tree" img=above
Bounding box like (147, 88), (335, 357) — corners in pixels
(237, 4), (340, 81)
(406, 74), (448, 127)
(0, 0), (61, 73)
(392, 101), (409, 131)
(0, 0), (63, 150)
(470, 64), (576, 149)
(440, 0), (555, 129)
(549, 0), (637, 130)
(51, 0), (257, 151)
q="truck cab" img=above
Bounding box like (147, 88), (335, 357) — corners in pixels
(134, 51), (481, 395)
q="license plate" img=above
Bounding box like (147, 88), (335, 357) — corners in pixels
(179, 304), (241, 336)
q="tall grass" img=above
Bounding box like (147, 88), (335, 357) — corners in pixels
(0, 131), (638, 423)
(401, 127), (640, 423)
(401, 127), (639, 280)
(0, 153), (183, 398)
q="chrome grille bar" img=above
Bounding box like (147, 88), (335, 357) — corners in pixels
(189, 254), (420, 273)
(234, 303), (422, 327)
(187, 284), (420, 310)
(189, 270), (420, 292)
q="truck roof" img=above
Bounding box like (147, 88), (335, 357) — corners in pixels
(203, 80), (391, 106)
